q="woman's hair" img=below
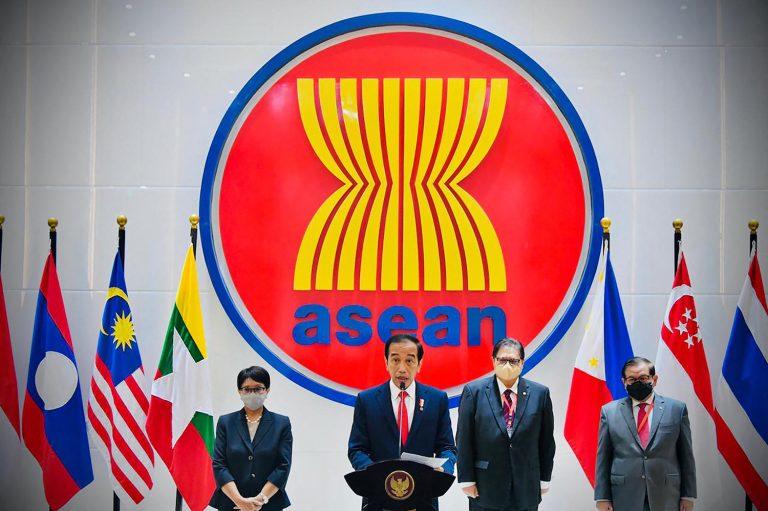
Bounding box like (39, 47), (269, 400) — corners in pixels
(236, 366), (271, 389)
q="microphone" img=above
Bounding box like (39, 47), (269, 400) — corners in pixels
(397, 381), (405, 457)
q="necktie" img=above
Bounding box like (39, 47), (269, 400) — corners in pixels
(502, 389), (517, 436)
(637, 402), (650, 448)
(398, 391), (409, 447)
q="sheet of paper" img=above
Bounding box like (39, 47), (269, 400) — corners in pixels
(400, 451), (448, 469)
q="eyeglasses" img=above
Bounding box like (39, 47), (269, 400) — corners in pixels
(239, 386), (267, 394)
(494, 357), (521, 366)
(624, 375), (652, 384)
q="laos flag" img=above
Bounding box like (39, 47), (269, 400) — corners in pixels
(22, 253), (93, 510)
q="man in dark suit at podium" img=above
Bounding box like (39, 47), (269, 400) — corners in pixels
(456, 338), (555, 511)
(348, 334), (457, 509)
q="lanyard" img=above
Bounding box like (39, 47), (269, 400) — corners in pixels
(636, 401), (654, 433)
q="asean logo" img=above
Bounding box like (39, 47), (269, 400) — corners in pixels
(200, 13), (603, 405)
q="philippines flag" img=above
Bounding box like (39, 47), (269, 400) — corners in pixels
(716, 250), (768, 508)
(22, 253), (93, 510)
(564, 241), (634, 486)
(87, 252), (154, 503)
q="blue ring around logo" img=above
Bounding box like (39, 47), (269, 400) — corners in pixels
(200, 12), (604, 407)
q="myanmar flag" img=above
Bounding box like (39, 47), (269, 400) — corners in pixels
(146, 245), (215, 511)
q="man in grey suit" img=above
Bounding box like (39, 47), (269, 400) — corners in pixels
(456, 338), (555, 511)
(595, 357), (696, 511)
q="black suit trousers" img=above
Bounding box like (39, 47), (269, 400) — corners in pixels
(469, 501), (537, 511)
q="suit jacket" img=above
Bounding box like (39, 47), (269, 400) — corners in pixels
(594, 394), (696, 511)
(456, 376), (555, 511)
(210, 407), (292, 510)
(348, 381), (457, 474)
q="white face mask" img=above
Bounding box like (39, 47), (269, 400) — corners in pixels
(494, 363), (522, 382)
(241, 392), (267, 410)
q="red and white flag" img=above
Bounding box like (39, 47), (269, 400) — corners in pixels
(0, 272), (20, 437)
(654, 251), (722, 507)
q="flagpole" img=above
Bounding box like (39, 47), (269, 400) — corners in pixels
(601, 217), (611, 251)
(114, 215), (127, 511)
(0, 214), (4, 272)
(190, 214), (199, 257)
(48, 218), (58, 265)
(749, 219), (758, 255)
(46, 219), (58, 511)
(673, 218), (683, 272)
(117, 215), (127, 269)
(744, 219), (759, 511)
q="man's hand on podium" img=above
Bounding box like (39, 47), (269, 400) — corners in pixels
(462, 484), (479, 498)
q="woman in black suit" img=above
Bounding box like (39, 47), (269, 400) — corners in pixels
(210, 366), (292, 511)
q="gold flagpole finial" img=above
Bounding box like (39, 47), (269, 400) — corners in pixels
(673, 218), (683, 233)
(600, 217), (611, 233)
(48, 218), (58, 231)
(748, 219), (759, 234)
(0, 214), (5, 227)
(117, 215), (127, 229)
(189, 214), (200, 229)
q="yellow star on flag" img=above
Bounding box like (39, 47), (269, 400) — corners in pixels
(588, 356), (599, 368)
(111, 310), (136, 351)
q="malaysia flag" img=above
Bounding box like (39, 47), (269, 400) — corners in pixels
(87, 252), (154, 504)
(564, 241), (634, 486)
(716, 250), (768, 508)
(22, 253), (93, 510)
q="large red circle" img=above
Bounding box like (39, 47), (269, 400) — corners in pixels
(218, 31), (584, 390)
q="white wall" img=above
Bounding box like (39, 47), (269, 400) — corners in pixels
(1, 1), (767, 510)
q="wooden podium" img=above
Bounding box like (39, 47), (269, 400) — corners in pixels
(344, 459), (454, 511)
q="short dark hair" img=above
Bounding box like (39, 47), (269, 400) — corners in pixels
(384, 334), (424, 361)
(621, 357), (655, 379)
(237, 366), (270, 390)
(492, 337), (525, 360)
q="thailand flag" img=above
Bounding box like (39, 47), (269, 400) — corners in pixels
(564, 241), (634, 486)
(716, 250), (768, 508)
(22, 253), (93, 510)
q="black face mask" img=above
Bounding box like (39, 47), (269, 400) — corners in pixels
(626, 381), (653, 401)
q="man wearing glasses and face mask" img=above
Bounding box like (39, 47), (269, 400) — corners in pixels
(456, 338), (555, 511)
(595, 357), (696, 511)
